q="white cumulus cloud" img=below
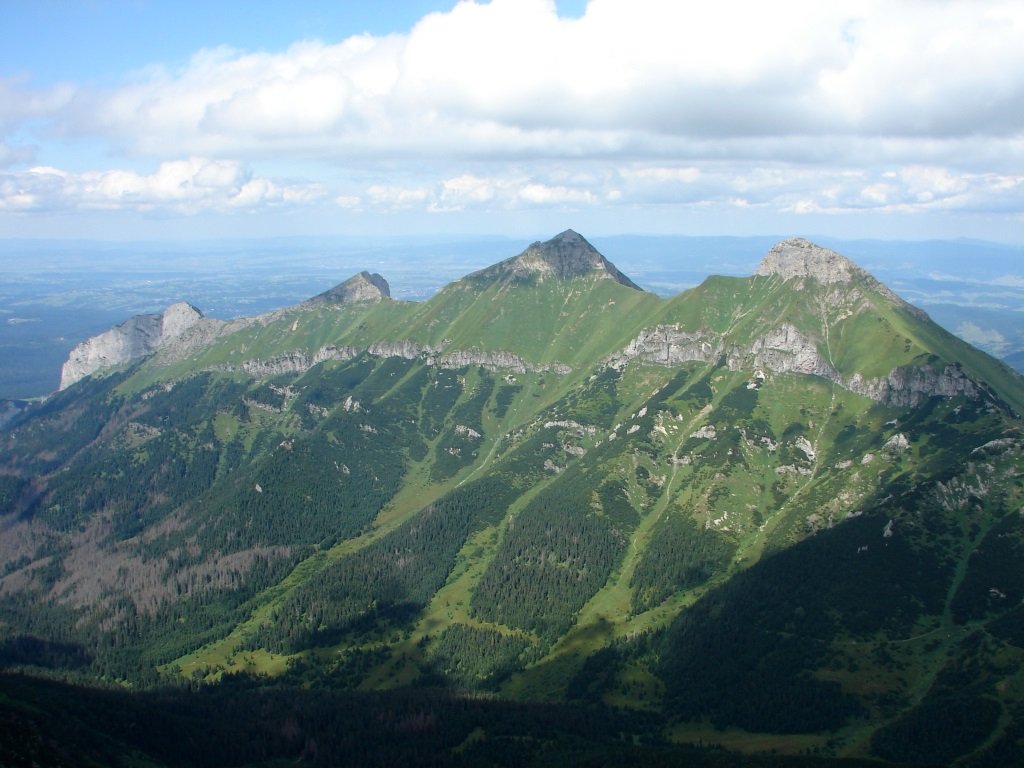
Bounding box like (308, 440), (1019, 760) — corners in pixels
(518, 183), (598, 206)
(0, 158), (324, 213)
(11, 0), (1020, 164)
(2, 0), (1023, 229)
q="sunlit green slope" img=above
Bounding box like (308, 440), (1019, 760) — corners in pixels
(1, 232), (1023, 766)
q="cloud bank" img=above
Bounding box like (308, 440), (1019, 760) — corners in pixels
(0, 158), (323, 213)
(2, 0), (1022, 229)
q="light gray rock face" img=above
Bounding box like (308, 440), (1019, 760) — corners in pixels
(160, 302), (204, 339)
(59, 302), (203, 390)
(728, 323), (838, 380)
(302, 272), (391, 308)
(435, 348), (532, 373)
(756, 238), (858, 283)
(846, 364), (980, 407)
(611, 322), (981, 407)
(237, 345), (360, 378)
(609, 323), (834, 379)
(60, 313), (162, 391)
(222, 342), (572, 379)
(152, 315), (250, 366)
(58, 268), (391, 391)
(368, 340), (441, 360)
(756, 238), (925, 318)
(606, 325), (723, 368)
(468, 229), (642, 290)
(432, 348), (571, 375)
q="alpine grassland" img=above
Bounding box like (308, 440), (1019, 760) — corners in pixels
(2, 232), (1023, 765)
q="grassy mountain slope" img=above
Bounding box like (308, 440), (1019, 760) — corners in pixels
(1, 233), (1022, 766)
(405, 271), (661, 369)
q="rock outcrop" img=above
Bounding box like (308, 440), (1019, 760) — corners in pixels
(756, 237), (926, 318)
(218, 342), (572, 380)
(728, 323), (838, 380)
(432, 348), (571, 375)
(756, 238), (859, 284)
(367, 340), (441, 360)
(610, 321), (982, 408)
(610, 323), (836, 381)
(160, 301), (204, 339)
(606, 325), (722, 368)
(59, 270), (393, 390)
(846, 363), (980, 407)
(60, 302), (204, 390)
(237, 345), (360, 378)
(467, 229), (642, 290)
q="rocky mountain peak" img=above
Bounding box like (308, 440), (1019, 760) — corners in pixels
(755, 238), (860, 284)
(303, 271), (391, 308)
(755, 237), (927, 320)
(469, 230), (642, 290)
(161, 302), (204, 338)
(59, 302), (205, 390)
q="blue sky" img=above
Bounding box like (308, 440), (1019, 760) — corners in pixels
(2, 2), (493, 86)
(1, 0), (1022, 242)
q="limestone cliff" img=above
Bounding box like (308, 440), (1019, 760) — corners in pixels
(606, 326), (723, 369)
(59, 270), (394, 390)
(219, 342), (573, 380)
(756, 238), (925, 318)
(755, 238), (860, 284)
(59, 302), (204, 390)
(729, 323), (839, 380)
(609, 321), (984, 407)
(846, 364), (980, 407)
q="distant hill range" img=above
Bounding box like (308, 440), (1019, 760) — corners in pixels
(2, 231), (1023, 766)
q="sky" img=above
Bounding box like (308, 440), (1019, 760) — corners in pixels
(1, 0), (1022, 242)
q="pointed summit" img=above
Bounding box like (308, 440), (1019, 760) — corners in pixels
(755, 238), (861, 284)
(469, 230), (642, 290)
(303, 271), (390, 308)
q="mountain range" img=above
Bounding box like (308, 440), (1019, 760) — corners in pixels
(1, 230), (1023, 766)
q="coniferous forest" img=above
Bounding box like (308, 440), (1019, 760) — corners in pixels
(2, 233), (1024, 766)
